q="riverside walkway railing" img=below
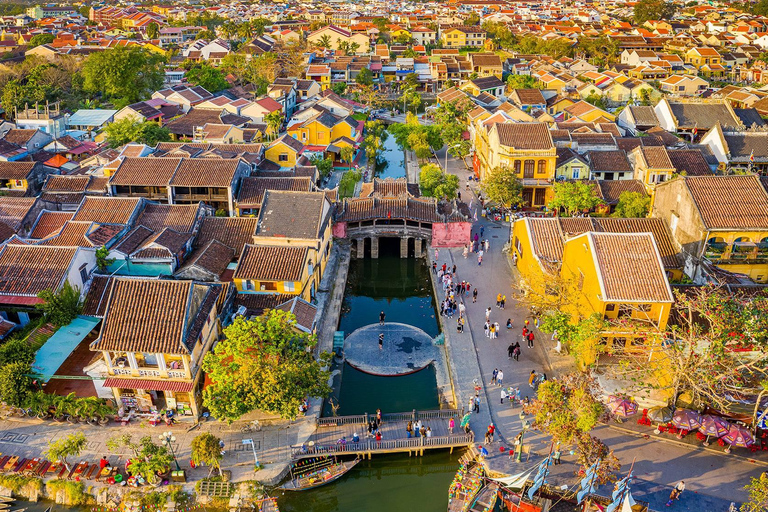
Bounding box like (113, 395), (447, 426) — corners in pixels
(316, 409), (463, 427)
(291, 432), (475, 459)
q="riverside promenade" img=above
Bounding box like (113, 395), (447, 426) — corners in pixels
(431, 147), (768, 511)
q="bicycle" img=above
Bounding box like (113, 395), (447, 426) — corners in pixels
(240, 419), (261, 433)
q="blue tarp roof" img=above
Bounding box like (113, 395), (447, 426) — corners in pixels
(32, 315), (101, 381)
(67, 109), (118, 127)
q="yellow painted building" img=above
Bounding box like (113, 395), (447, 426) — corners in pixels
(233, 244), (315, 301)
(484, 122), (557, 208)
(265, 135), (305, 168)
(440, 26), (486, 48)
(287, 113), (357, 148)
(652, 175), (768, 284)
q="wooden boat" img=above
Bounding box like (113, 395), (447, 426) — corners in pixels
(466, 483), (498, 512)
(448, 461), (486, 512)
(278, 457), (359, 491)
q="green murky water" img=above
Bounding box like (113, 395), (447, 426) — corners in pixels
(278, 451), (459, 512)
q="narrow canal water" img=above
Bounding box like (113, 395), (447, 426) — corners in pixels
(374, 130), (405, 180)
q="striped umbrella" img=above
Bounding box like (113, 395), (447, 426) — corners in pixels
(672, 409), (702, 431)
(722, 424), (754, 449)
(608, 396), (638, 418)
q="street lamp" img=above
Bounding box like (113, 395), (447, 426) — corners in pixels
(159, 431), (181, 471)
(515, 418), (530, 463)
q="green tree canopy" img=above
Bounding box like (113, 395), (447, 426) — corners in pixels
(44, 433), (87, 471)
(356, 67), (373, 86)
(612, 191), (651, 218)
(36, 281), (82, 327)
(506, 74), (538, 91)
(634, 0), (676, 25)
(742, 474), (768, 512)
(0, 362), (33, 407)
(331, 82), (347, 95)
(202, 310), (332, 421)
(103, 118), (171, 148)
(310, 155), (333, 177)
(548, 181), (603, 216)
(480, 165), (523, 209)
(29, 33), (55, 48)
(81, 45), (165, 107)
(185, 63), (229, 93)
(419, 164), (459, 200)
(191, 433), (223, 476)
(146, 22), (159, 40)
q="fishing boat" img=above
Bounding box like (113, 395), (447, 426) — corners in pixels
(278, 456), (359, 491)
(467, 483), (499, 512)
(257, 496), (280, 512)
(447, 458), (486, 512)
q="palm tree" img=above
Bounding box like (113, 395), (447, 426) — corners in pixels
(264, 111), (283, 140)
(348, 42), (360, 55)
(238, 22), (253, 41)
(95, 400), (116, 426)
(53, 393), (78, 422)
(318, 35), (332, 49)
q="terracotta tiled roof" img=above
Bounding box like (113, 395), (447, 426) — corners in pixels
(595, 180), (647, 205)
(81, 275), (114, 317)
(684, 175), (768, 230)
(177, 239), (233, 279)
(494, 122), (553, 150)
(0, 161), (35, 180)
(638, 146), (674, 170)
(235, 293), (294, 317)
(593, 217), (680, 269)
(234, 244), (308, 282)
(136, 202), (200, 233)
(44, 175), (90, 192)
(337, 196), (463, 223)
(587, 232), (673, 303)
(0, 245), (77, 298)
(194, 217), (257, 258)
(0, 197), (37, 231)
(29, 211), (73, 239)
(359, 177), (416, 198)
(110, 157), (181, 187)
(526, 217), (563, 268)
(73, 197), (142, 225)
(170, 159), (241, 188)
(667, 149), (712, 176)
(95, 279), (217, 355)
(274, 297), (317, 333)
(256, 190), (327, 240)
(236, 176), (313, 208)
(588, 150), (631, 173)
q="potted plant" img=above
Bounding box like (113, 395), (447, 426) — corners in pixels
(53, 393), (78, 423)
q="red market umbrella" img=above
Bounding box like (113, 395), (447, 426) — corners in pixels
(608, 396), (638, 418)
(671, 409), (702, 431)
(722, 424), (754, 450)
(698, 414), (730, 445)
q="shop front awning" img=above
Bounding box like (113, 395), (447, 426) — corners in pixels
(32, 315), (101, 382)
(103, 378), (193, 393)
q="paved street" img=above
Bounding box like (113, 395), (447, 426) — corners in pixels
(432, 148), (767, 510)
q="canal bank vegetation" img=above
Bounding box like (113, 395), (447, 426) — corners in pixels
(202, 310), (332, 421)
(46, 479), (91, 505)
(419, 163), (459, 200)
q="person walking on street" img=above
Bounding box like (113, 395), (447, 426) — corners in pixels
(527, 331), (535, 348)
(494, 322), (500, 338)
(434, 248), (439, 261)
(491, 368), (498, 385)
(478, 253), (483, 266)
(486, 307), (492, 321)
(488, 423), (495, 442)
(484, 321), (490, 338)
(468, 396), (475, 413)
(379, 311), (386, 325)
(500, 295), (506, 309)
(379, 332), (384, 350)
(489, 323), (496, 339)
(507, 343), (515, 359)
(432, 262), (437, 274)
(497, 370), (504, 387)
(528, 370), (537, 389)
(473, 288), (478, 303)
(513, 342), (521, 361)
(666, 482), (685, 507)
(474, 393), (480, 413)
(553, 447), (562, 465)
(500, 387), (506, 404)
(463, 245), (468, 259)
(496, 293), (502, 307)
(485, 239), (490, 252)
(459, 302), (466, 319)
(480, 226), (484, 237)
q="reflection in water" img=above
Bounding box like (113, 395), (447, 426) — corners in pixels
(278, 451), (460, 512)
(374, 130), (406, 180)
(336, 362), (439, 416)
(340, 256), (439, 338)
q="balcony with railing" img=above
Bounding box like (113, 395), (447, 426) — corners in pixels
(704, 237), (768, 264)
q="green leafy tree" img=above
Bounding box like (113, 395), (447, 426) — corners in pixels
(126, 437), (174, 483)
(1, 79), (28, 120)
(339, 169), (362, 199)
(36, 281), (82, 327)
(584, 92), (608, 110)
(548, 181), (602, 216)
(317, 35), (332, 49)
(356, 67), (373, 87)
(81, 45), (165, 107)
(146, 23), (159, 40)
(340, 145), (355, 166)
(202, 311), (332, 421)
(331, 82), (347, 95)
(95, 246), (116, 273)
(44, 432), (87, 471)
(103, 118), (171, 148)
(0, 338), (35, 367)
(310, 155), (333, 178)
(0, 362), (33, 407)
(362, 120), (388, 171)
(464, 12), (481, 25)
(612, 191), (651, 218)
(506, 74), (538, 91)
(191, 433), (223, 477)
(264, 110), (283, 140)
(185, 64), (229, 93)
(251, 18), (270, 36)
(742, 474), (768, 512)
(634, 0), (677, 25)
(29, 33), (55, 48)
(419, 164), (459, 200)
(403, 72), (419, 89)
(480, 165), (523, 209)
